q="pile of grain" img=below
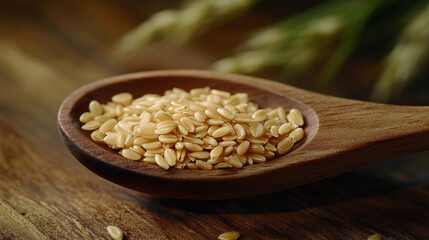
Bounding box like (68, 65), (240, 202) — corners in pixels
(79, 87), (304, 170)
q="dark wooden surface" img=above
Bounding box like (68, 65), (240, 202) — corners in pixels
(1, 0), (428, 239)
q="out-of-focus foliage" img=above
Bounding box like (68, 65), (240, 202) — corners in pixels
(119, 0), (256, 52)
(119, 0), (429, 102)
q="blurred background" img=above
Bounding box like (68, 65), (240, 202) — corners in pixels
(2, 0), (428, 104)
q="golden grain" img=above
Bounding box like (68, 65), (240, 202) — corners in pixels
(79, 112), (95, 123)
(278, 123), (294, 135)
(289, 128), (304, 142)
(106, 225), (123, 240)
(217, 107), (234, 120)
(112, 92), (133, 105)
(155, 154), (169, 170)
(164, 148), (177, 166)
(142, 141), (162, 150)
(248, 144), (265, 154)
(277, 137), (294, 154)
(121, 149), (141, 161)
(81, 120), (101, 130)
(99, 119), (117, 133)
(237, 141), (250, 155)
(224, 145), (234, 155)
(250, 154), (266, 163)
(196, 160), (213, 170)
(225, 156), (243, 168)
(183, 142), (204, 152)
(219, 141), (236, 147)
(287, 108), (304, 126)
(90, 130), (104, 142)
(89, 100), (103, 115)
(210, 145), (223, 159)
(212, 126), (231, 138)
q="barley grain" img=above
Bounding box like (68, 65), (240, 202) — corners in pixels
(82, 120), (101, 130)
(155, 120), (177, 134)
(237, 141), (250, 155)
(214, 162), (232, 169)
(89, 100), (103, 115)
(185, 162), (197, 170)
(158, 134), (178, 143)
(277, 137), (294, 154)
(278, 107), (287, 122)
(224, 145), (234, 155)
(143, 157), (156, 164)
(289, 128), (304, 142)
(175, 141), (184, 150)
(224, 105), (238, 114)
(178, 125), (189, 135)
(287, 108), (304, 126)
(184, 142), (203, 152)
(249, 122), (264, 137)
(208, 119), (225, 125)
(121, 149), (141, 160)
(212, 126), (231, 138)
(180, 117), (195, 132)
(217, 107), (234, 120)
(250, 154), (266, 163)
(222, 135), (236, 141)
(264, 142), (277, 152)
(248, 144), (265, 154)
(112, 92), (133, 105)
(79, 112), (95, 123)
(90, 130), (104, 142)
(252, 109), (267, 121)
(154, 111), (172, 121)
(142, 141), (162, 150)
(155, 154), (169, 170)
(132, 145), (146, 155)
(99, 119), (117, 133)
(94, 115), (110, 123)
(194, 111), (206, 122)
(234, 124), (246, 140)
(134, 137), (152, 145)
(140, 112), (152, 124)
(196, 160), (213, 170)
(210, 145), (223, 160)
(106, 225), (123, 240)
(124, 135), (134, 147)
(219, 141), (236, 147)
(164, 148), (177, 166)
(225, 156), (243, 168)
(278, 123), (294, 135)
(183, 135), (204, 145)
(103, 132), (118, 146)
(190, 151), (210, 159)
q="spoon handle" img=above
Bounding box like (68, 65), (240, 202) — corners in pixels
(299, 94), (429, 165)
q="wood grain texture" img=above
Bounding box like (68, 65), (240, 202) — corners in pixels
(1, 0), (428, 239)
(58, 70), (429, 199)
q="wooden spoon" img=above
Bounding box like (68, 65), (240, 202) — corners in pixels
(58, 70), (429, 200)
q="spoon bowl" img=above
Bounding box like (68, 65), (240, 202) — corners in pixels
(58, 70), (429, 199)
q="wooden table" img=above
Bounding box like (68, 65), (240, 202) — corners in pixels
(1, 1), (428, 239)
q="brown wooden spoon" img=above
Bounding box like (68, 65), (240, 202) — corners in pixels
(58, 70), (429, 200)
